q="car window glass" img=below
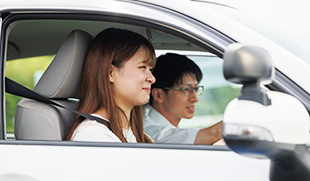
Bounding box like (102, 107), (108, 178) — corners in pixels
(4, 18), (240, 143)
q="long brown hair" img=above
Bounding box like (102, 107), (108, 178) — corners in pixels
(66, 28), (156, 142)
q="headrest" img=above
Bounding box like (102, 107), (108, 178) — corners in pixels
(34, 30), (93, 99)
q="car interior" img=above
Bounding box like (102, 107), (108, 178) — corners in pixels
(5, 17), (240, 141)
(14, 30), (93, 140)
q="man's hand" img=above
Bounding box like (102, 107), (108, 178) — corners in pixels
(194, 121), (223, 145)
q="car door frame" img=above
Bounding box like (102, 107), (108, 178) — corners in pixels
(1, 0), (309, 144)
(0, 0), (236, 140)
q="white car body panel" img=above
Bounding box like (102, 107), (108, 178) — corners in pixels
(0, 143), (269, 181)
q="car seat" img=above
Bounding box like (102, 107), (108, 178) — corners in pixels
(14, 30), (93, 140)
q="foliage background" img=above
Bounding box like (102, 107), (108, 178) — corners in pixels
(5, 56), (53, 132)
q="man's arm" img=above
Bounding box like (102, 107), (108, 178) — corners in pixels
(194, 121), (223, 145)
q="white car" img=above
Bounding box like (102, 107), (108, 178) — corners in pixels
(1, 0), (310, 180)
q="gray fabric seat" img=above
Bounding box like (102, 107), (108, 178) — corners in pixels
(14, 30), (93, 140)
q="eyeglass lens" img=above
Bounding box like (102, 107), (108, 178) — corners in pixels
(183, 86), (203, 96)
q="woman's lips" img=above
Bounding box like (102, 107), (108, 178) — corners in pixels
(143, 88), (151, 93)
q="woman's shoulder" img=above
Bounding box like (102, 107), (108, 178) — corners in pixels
(79, 119), (109, 130)
(76, 113), (111, 132)
(71, 119), (121, 142)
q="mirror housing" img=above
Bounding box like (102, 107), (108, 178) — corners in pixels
(224, 43), (274, 85)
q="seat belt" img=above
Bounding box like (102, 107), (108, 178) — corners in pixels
(5, 77), (112, 131)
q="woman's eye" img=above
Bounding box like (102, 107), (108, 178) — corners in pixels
(139, 65), (153, 71)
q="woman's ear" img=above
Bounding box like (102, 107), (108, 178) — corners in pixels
(152, 88), (164, 104)
(109, 66), (116, 83)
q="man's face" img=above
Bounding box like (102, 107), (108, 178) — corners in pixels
(161, 73), (199, 123)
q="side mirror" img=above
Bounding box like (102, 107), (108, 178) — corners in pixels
(223, 43), (310, 180)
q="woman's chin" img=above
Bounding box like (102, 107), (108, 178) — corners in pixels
(136, 97), (150, 106)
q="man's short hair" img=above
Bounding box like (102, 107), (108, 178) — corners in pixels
(150, 53), (202, 104)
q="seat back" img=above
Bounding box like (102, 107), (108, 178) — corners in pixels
(14, 30), (93, 140)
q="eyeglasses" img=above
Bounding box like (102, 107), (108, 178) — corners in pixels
(163, 85), (204, 96)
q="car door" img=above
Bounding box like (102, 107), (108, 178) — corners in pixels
(0, 1), (276, 180)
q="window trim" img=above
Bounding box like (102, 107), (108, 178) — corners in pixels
(0, 139), (230, 151)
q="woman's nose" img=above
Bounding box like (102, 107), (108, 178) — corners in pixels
(147, 71), (156, 84)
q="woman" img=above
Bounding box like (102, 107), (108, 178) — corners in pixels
(66, 28), (156, 143)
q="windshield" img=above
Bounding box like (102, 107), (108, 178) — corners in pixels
(200, 2), (310, 65)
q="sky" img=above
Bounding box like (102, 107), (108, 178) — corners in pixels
(214, 0), (310, 34)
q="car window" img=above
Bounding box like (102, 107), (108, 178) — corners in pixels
(4, 16), (237, 143)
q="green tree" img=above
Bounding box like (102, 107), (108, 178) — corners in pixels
(195, 86), (241, 116)
(5, 56), (53, 132)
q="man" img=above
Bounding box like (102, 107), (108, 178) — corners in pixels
(144, 53), (223, 145)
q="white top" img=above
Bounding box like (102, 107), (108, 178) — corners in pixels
(71, 114), (137, 143)
(143, 106), (200, 144)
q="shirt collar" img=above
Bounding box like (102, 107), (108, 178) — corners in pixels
(148, 106), (177, 128)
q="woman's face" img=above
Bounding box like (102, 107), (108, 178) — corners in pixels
(110, 47), (155, 112)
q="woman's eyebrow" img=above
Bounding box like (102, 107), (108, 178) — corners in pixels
(142, 59), (151, 64)
(138, 59), (153, 67)
(136, 59), (148, 64)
